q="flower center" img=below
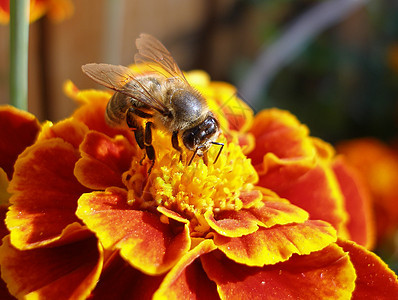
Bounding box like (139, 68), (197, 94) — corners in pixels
(122, 131), (259, 233)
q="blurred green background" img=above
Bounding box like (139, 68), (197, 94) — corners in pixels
(231, 0), (398, 145)
(2, 0), (398, 143)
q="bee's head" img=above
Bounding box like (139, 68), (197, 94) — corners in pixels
(182, 112), (220, 155)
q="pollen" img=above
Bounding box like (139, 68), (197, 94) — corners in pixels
(143, 135), (257, 228)
(120, 130), (260, 234)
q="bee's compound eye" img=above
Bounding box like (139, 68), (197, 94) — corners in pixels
(182, 114), (220, 151)
(182, 128), (198, 151)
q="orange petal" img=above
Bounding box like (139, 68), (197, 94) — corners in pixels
(0, 235), (102, 300)
(90, 251), (164, 299)
(235, 131), (255, 155)
(157, 206), (189, 224)
(338, 239), (398, 299)
(0, 0), (51, 24)
(248, 109), (316, 167)
(76, 188), (191, 275)
(205, 200), (308, 238)
(212, 220), (336, 266)
(38, 118), (89, 149)
(28, 0), (47, 22)
(204, 210), (259, 238)
(0, 1), (10, 24)
(46, 0), (74, 22)
(249, 199), (309, 228)
(333, 157), (375, 249)
(201, 243), (356, 299)
(239, 189), (263, 208)
(74, 131), (136, 190)
(211, 82), (254, 133)
(0, 205), (9, 242)
(250, 110), (319, 192)
(191, 75), (254, 133)
(268, 163), (349, 238)
(7, 139), (89, 249)
(0, 105), (40, 179)
(65, 81), (134, 142)
(153, 239), (219, 300)
(312, 137), (335, 160)
(337, 138), (398, 239)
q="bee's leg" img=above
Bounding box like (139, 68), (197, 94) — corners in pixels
(202, 152), (209, 166)
(171, 131), (183, 162)
(144, 122), (155, 174)
(135, 126), (147, 165)
(126, 108), (145, 149)
(139, 154), (146, 166)
(127, 107), (154, 167)
(188, 148), (198, 166)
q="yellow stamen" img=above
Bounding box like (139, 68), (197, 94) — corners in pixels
(122, 131), (258, 235)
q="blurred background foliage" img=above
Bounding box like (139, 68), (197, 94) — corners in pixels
(247, 0), (398, 144)
(1, 0), (396, 145)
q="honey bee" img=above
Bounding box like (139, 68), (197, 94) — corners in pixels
(82, 33), (223, 173)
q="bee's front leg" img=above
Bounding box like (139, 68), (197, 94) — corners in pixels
(171, 131), (183, 162)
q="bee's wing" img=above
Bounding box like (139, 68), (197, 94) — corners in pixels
(81, 63), (169, 114)
(134, 33), (189, 84)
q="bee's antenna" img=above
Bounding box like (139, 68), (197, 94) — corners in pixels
(188, 148), (199, 166)
(212, 142), (224, 164)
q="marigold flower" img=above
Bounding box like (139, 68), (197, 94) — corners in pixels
(0, 105), (40, 299)
(337, 138), (398, 243)
(0, 0), (73, 24)
(0, 69), (397, 299)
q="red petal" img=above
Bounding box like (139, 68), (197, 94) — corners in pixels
(74, 131), (137, 190)
(0, 106), (40, 179)
(201, 243), (356, 299)
(0, 167), (11, 205)
(212, 220), (336, 266)
(337, 138), (398, 240)
(0, 207), (13, 300)
(248, 109), (315, 166)
(65, 82), (134, 142)
(0, 275), (14, 300)
(7, 139), (89, 249)
(338, 239), (398, 299)
(0, 1), (9, 13)
(90, 251), (164, 300)
(0, 235), (102, 299)
(76, 188), (191, 275)
(333, 157), (375, 248)
(154, 239), (219, 299)
(266, 163), (349, 237)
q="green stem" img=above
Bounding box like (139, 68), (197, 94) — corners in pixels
(10, 0), (30, 111)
